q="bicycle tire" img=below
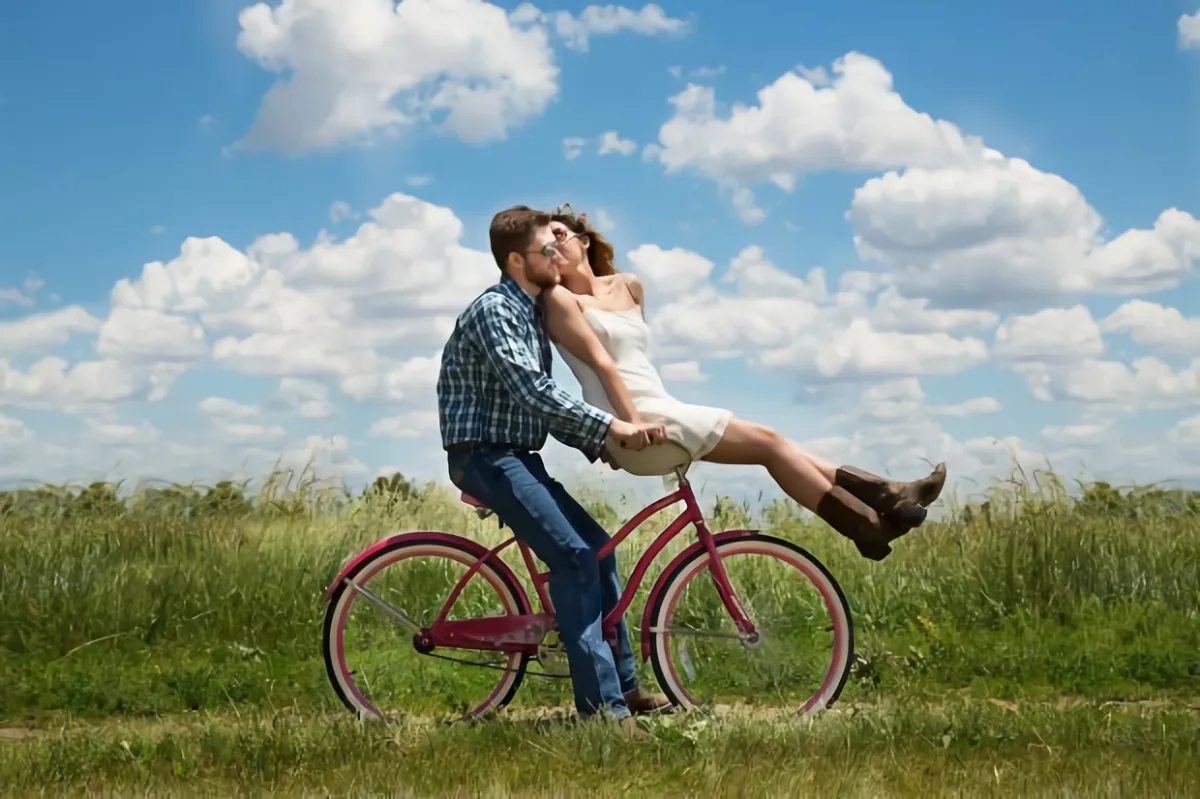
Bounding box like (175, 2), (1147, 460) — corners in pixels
(322, 534), (532, 721)
(645, 533), (854, 716)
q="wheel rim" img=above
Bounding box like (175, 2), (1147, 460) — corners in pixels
(327, 543), (526, 722)
(651, 538), (852, 716)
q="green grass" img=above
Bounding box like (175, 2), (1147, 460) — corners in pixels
(2, 700), (1198, 796)
(1, 470), (1198, 794)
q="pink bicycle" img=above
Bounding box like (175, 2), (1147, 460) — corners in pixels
(322, 462), (857, 722)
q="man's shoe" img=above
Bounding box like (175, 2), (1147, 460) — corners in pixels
(623, 687), (672, 715)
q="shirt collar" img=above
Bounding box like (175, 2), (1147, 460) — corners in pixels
(498, 273), (539, 313)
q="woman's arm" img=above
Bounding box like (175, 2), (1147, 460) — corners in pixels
(542, 287), (643, 424)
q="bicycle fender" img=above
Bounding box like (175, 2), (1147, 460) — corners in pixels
(638, 529), (758, 660)
(324, 530), (530, 609)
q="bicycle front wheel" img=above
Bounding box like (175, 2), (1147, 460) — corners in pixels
(646, 534), (854, 717)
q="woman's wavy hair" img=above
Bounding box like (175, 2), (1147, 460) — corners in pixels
(551, 203), (616, 278)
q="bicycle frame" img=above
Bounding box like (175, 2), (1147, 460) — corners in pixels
(422, 468), (757, 655)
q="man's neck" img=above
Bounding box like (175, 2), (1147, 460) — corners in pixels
(503, 271), (540, 299)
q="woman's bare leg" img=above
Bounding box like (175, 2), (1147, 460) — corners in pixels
(699, 418), (946, 560)
(701, 419), (832, 510)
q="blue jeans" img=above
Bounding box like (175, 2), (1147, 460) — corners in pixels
(447, 446), (639, 719)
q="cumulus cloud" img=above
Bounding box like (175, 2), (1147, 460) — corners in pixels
(1100, 299), (1200, 356)
(992, 306), (1105, 364)
(514, 3), (689, 52)
(235, 0), (560, 151)
(562, 136), (586, 159)
(0, 306), (101, 355)
(598, 130), (637, 156)
(1180, 11), (1200, 49)
(235, 1), (687, 152)
(645, 49), (1200, 314)
(848, 156), (1200, 306)
(649, 52), (986, 189)
(629, 243), (991, 382)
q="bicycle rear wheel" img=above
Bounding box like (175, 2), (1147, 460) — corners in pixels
(323, 535), (530, 722)
(646, 533), (853, 717)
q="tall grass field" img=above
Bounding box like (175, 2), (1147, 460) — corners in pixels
(1, 470), (1197, 796)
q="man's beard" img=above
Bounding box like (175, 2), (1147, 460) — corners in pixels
(527, 268), (560, 290)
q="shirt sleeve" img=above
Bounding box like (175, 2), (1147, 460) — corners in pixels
(462, 293), (612, 458)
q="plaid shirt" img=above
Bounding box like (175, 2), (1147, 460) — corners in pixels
(437, 275), (613, 460)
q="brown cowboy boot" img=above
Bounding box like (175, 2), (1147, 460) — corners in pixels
(835, 463), (946, 539)
(624, 687), (672, 715)
(815, 486), (897, 561)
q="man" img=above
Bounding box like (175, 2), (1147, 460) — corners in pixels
(436, 205), (671, 734)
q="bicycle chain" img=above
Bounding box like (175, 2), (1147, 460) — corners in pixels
(416, 649), (571, 679)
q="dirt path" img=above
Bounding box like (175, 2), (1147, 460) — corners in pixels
(3, 694), (1198, 743)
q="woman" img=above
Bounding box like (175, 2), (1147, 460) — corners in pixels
(540, 207), (946, 561)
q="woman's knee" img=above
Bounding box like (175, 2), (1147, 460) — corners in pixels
(740, 421), (787, 462)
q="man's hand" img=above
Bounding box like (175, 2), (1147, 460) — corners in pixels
(598, 448), (620, 470)
(607, 418), (667, 452)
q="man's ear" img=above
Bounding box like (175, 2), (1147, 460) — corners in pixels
(505, 251), (523, 273)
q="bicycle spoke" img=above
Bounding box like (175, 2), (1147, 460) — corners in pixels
(324, 538), (530, 721)
(647, 535), (853, 715)
(343, 575), (422, 635)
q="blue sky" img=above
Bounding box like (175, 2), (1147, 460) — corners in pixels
(2, 1), (1199, 506)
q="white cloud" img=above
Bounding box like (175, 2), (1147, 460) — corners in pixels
(933, 396), (1001, 417)
(589, 207), (617, 232)
(95, 308), (208, 363)
(517, 3), (689, 52)
(0, 288), (33, 307)
(276, 377), (334, 419)
(0, 357), (140, 411)
(85, 418), (160, 445)
(992, 306), (1104, 364)
(631, 243), (991, 382)
(109, 194), (491, 407)
(329, 200), (354, 223)
(1100, 299), (1200, 356)
(199, 396), (261, 420)
(626, 244), (715, 296)
(848, 156), (1200, 305)
(0, 306), (102, 355)
(650, 52), (985, 190)
(1041, 422), (1111, 444)
(730, 187), (766, 225)
(216, 422), (288, 442)
(1015, 357), (1200, 411)
(406, 174), (432, 187)
(235, 1), (688, 153)
(236, 0), (560, 151)
(0, 413), (33, 445)
(562, 136), (586, 159)
(660, 360), (708, 383)
(598, 130), (637, 156)
(368, 410), (439, 438)
(1179, 11), (1200, 48)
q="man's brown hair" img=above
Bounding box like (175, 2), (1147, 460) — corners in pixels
(489, 205), (552, 272)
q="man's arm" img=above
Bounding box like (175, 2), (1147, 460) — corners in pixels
(462, 293), (612, 459)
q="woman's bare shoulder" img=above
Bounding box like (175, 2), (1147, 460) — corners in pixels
(542, 284), (585, 313)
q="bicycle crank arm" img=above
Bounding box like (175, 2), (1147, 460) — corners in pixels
(342, 576), (421, 635)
